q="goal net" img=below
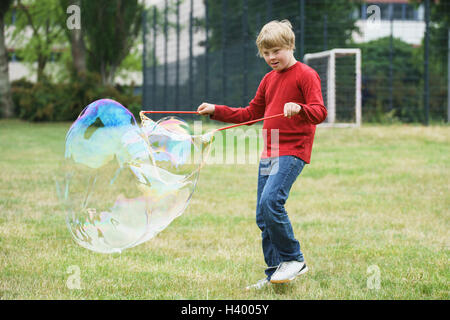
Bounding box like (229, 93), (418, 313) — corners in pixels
(303, 48), (362, 127)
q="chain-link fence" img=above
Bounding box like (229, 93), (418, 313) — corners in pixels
(142, 0), (449, 124)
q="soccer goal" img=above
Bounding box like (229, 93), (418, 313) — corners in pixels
(303, 48), (362, 127)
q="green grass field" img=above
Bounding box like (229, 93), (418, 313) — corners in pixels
(0, 119), (449, 299)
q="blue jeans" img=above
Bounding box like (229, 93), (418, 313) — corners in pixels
(256, 155), (305, 279)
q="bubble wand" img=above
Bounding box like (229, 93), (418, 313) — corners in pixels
(140, 110), (284, 133)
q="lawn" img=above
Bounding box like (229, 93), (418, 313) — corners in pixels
(0, 119), (449, 299)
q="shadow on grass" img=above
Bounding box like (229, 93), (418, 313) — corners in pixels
(271, 283), (296, 295)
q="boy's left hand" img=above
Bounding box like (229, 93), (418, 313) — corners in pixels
(284, 102), (302, 118)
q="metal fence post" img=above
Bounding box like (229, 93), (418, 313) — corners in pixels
(448, 27), (450, 123)
(243, 0), (248, 106)
(142, 10), (147, 109)
(323, 14), (328, 51)
(266, 0), (273, 21)
(424, 0), (430, 125)
(300, 0), (304, 61)
(164, 0), (168, 108)
(189, 0), (194, 109)
(389, 5), (394, 112)
(222, 0), (227, 104)
(176, 0), (180, 109)
(152, 6), (157, 109)
(256, 12), (265, 80)
(205, 0), (209, 101)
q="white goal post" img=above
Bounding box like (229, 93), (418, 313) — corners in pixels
(303, 48), (362, 127)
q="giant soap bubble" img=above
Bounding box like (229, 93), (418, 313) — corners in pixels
(56, 99), (213, 253)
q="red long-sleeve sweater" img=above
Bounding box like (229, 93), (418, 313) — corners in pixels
(211, 61), (327, 163)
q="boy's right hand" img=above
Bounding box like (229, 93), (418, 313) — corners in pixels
(197, 102), (215, 116)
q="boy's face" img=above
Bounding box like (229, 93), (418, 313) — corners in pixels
(262, 47), (295, 71)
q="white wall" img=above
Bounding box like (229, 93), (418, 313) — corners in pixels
(353, 19), (425, 45)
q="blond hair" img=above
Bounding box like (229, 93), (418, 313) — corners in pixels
(256, 19), (296, 57)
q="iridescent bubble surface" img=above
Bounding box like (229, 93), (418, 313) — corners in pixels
(56, 99), (213, 253)
(133, 115), (213, 246)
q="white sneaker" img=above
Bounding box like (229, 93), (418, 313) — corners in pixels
(245, 278), (271, 290)
(269, 261), (308, 284)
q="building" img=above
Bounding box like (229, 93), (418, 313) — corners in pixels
(353, 0), (426, 45)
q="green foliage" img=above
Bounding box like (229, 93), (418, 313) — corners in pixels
(357, 37), (424, 123)
(81, 0), (144, 84)
(0, 0), (14, 19)
(366, 105), (401, 125)
(405, 0), (449, 123)
(0, 0), (15, 118)
(11, 0), (66, 81)
(426, 0), (449, 123)
(7, 0), (147, 86)
(11, 73), (141, 122)
(6, 0), (145, 122)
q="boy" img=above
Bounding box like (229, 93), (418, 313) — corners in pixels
(197, 20), (327, 289)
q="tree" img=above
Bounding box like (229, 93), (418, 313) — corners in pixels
(357, 37), (423, 122)
(428, 0), (449, 121)
(410, 0), (449, 121)
(60, 0), (87, 77)
(0, 0), (14, 118)
(12, 0), (66, 82)
(81, 0), (143, 85)
(10, 0), (143, 85)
